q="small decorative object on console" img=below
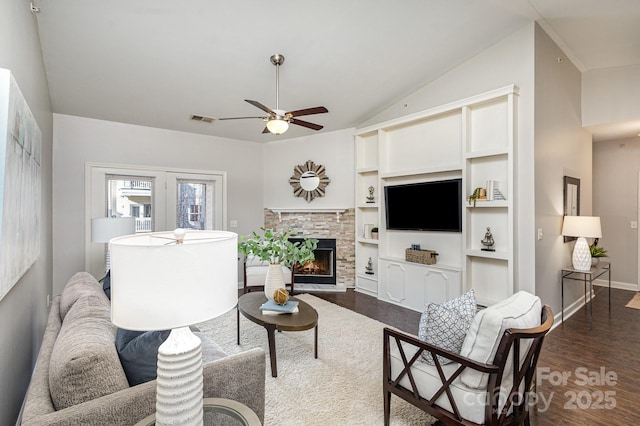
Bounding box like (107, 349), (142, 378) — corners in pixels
(405, 248), (438, 265)
(273, 288), (290, 305)
(480, 227), (495, 251)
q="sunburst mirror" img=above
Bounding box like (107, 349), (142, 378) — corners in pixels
(289, 160), (331, 202)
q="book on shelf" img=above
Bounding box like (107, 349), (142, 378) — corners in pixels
(259, 300), (299, 314)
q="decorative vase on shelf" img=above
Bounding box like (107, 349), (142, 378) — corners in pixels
(591, 257), (599, 267)
(264, 263), (285, 300)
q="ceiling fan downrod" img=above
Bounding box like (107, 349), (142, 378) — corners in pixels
(270, 54), (285, 113)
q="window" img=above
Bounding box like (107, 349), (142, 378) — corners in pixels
(86, 164), (226, 278)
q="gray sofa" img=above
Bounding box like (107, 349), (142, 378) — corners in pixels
(21, 272), (265, 425)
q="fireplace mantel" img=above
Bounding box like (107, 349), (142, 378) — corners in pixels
(268, 208), (348, 222)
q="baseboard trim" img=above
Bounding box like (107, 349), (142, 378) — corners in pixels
(554, 289), (595, 330)
(593, 278), (638, 292)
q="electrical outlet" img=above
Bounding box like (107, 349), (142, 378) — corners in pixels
(230, 220), (238, 228)
(632, 221), (638, 229)
(537, 228), (543, 240)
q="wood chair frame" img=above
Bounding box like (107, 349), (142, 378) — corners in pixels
(383, 305), (553, 426)
(243, 258), (296, 295)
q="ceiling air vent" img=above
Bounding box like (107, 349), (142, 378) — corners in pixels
(190, 114), (215, 123)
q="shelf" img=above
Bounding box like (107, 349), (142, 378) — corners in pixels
(380, 164), (462, 179)
(465, 249), (509, 260)
(357, 203), (379, 209)
(268, 208), (348, 222)
(356, 167), (378, 174)
(466, 200), (508, 208)
(357, 237), (379, 245)
(465, 148), (508, 159)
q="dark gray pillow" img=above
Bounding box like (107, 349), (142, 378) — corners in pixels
(115, 329), (170, 386)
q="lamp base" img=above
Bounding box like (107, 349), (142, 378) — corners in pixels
(572, 237), (592, 271)
(155, 327), (204, 426)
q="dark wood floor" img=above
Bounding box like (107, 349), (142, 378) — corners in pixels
(308, 286), (640, 426)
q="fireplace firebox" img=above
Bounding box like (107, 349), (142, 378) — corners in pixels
(289, 238), (337, 285)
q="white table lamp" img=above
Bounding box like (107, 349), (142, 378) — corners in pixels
(562, 216), (602, 271)
(91, 217), (136, 271)
(110, 229), (238, 426)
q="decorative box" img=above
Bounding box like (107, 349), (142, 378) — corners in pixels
(405, 248), (438, 265)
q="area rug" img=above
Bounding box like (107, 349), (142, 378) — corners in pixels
(197, 293), (436, 426)
(625, 292), (640, 309)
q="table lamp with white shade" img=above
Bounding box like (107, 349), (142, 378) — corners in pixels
(561, 216), (602, 271)
(91, 217), (136, 271)
(110, 229), (238, 426)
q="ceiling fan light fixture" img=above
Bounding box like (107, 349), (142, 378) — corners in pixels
(267, 118), (289, 135)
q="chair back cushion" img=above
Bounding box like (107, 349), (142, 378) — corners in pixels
(459, 291), (541, 389)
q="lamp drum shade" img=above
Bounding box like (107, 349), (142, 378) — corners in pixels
(109, 230), (238, 331)
(561, 216), (602, 238)
(91, 217), (136, 243)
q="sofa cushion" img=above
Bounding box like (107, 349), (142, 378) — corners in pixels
(418, 290), (476, 365)
(116, 329), (228, 386)
(49, 293), (129, 410)
(59, 272), (105, 320)
(116, 329), (170, 386)
(459, 291), (541, 389)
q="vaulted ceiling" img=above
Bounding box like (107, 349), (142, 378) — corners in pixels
(33, 0), (640, 142)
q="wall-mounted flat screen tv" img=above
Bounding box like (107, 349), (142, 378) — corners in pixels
(384, 179), (462, 232)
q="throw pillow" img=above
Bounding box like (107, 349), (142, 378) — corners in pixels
(418, 289), (476, 365)
(115, 329), (170, 386)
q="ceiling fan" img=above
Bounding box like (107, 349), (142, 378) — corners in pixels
(218, 54), (328, 135)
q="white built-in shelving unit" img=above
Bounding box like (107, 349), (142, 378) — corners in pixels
(354, 85), (518, 310)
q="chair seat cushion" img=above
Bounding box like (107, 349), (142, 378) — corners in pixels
(459, 291), (542, 389)
(418, 290), (476, 365)
(389, 341), (489, 425)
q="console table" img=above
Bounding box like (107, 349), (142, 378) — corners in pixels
(561, 260), (611, 330)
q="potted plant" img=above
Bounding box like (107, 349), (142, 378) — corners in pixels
(467, 187), (485, 207)
(238, 227), (318, 299)
(371, 227), (379, 240)
(589, 244), (608, 266)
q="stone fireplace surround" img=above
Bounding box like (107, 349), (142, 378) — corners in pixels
(264, 208), (355, 290)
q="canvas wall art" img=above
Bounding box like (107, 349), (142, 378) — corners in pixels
(0, 68), (42, 301)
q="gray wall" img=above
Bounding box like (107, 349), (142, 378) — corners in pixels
(533, 25), (593, 316)
(0, 0), (53, 423)
(593, 136), (639, 288)
(52, 114), (265, 295)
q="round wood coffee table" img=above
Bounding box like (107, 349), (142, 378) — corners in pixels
(237, 292), (318, 377)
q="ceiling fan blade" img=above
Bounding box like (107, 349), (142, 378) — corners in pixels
(245, 99), (275, 115)
(291, 118), (323, 131)
(217, 116), (264, 120)
(286, 106), (328, 117)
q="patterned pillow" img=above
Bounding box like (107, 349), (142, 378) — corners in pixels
(418, 289), (476, 365)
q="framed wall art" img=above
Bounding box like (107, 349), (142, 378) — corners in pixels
(0, 68), (42, 300)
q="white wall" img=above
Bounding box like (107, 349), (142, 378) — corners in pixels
(360, 24), (538, 296)
(263, 128), (355, 209)
(593, 136), (640, 288)
(52, 114), (264, 295)
(533, 25), (593, 316)
(0, 0), (53, 423)
(582, 64), (640, 127)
